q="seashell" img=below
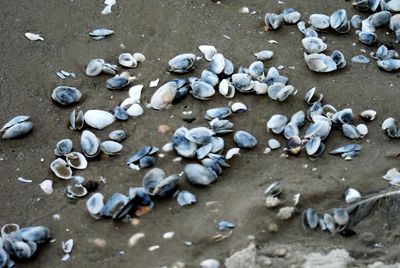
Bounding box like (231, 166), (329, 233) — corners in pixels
(152, 174), (180, 196)
(112, 106), (129, 121)
(267, 114), (288, 134)
(205, 107), (232, 120)
(209, 118), (233, 134)
(351, 15), (363, 29)
(101, 193), (129, 218)
(331, 50), (347, 69)
(39, 180), (53, 195)
(342, 124), (360, 139)
(102, 63), (118, 75)
(249, 61), (265, 80)
(100, 141), (123, 155)
(218, 79), (235, 98)
(172, 85), (190, 104)
(370, 45), (388, 60)
(360, 110), (376, 121)
(345, 188), (362, 204)
(6, 239), (36, 259)
(233, 131), (257, 149)
(231, 102), (247, 113)
(109, 130), (127, 142)
(67, 184), (88, 198)
(24, 32), (44, 41)
(267, 138), (280, 150)
(172, 128), (197, 158)
(210, 137), (224, 153)
(118, 53), (137, 68)
(52, 86), (82, 106)
(304, 87), (323, 105)
(302, 37), (327, 54)
(133, 52), (146, 63)
(1, 117), (32, 140)
(307, 101), (323, 121)
(184, 164), (217, 186)
(126, 103), (144, 117)
(282, 8), (301, 24)
(106, 75), (131, 90)
(65, 152), (87, 169)
(62, 239), (74, 254)
(382, 117), (396, 131)
(231, 73), (254, 93)
(285, 135), (302, 155)
(168, 53), (196, 73)
(297, 21), (307, 34)
(356, 124), (368, 138)
(84, 110), (115, 130)
(1, 224), (20, 237)
(253, 81), (268, 95)
(277, 207), (295, 220)
(226, 147), (240, 160)
(218, 220), (235, 231)
(264, 181), (281, 197)
(304, 53), (337, 73)
(301, 208), (319, 229)
(209, 53), (225, 74)
(50, 158), (72, 179)
(120, 97), (137, 110)
(86, 59), (104, 76)
(388, 0), (400, 12)
(80, 130), (100, 158)
(330, 9), (350, 33)
(283, 122), (299, 139)
(54, 139), (73, 156)
(368, 11), (391, 28)
(199, 45), (217, 61)
(305, 136), (321, 156)
(139, 155), (156, 169)
(196, 143), (213, 160)
(351, 55), (370, 64)
(126, 145), (155, 165)
(150, 81), (178, 110)
(223, 58), (235, 76)
(308, 14), (330, 30)
(200, 259), (220, 268)
(276, 85), (297, 101)
(329, 144), (362, 155)
(177, 191), (197, 206)
(89, 28), (114, 39)
(332, 108), (353, 125)
(185, 127), (214, 145)
(141, 169), (167, 196)
(358, 31), (377, 45)
(0, 249), (9, 267)
(254, 50), (273, 61)
(304, 120), (331, 140)
(353, 0), (370, 11)
(190, 80), (215, 100)
(264, 13), (284, 30)
(389, 14), (400, 32)
(377, 59), (400, 72)
(201, 70), (219, 87)
(333, 208), (349, 226)
(291, 111), (305, 128)
(86, 193), (104, 219)
(69, 110), (84, 130)
(323, 213), (336, 233)
(1, 115), (31, 134)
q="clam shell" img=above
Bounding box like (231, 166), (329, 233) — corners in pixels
(233, 131), (257, 149)
(268, 139), (280, 150)
(67, 184), (88, 198)
(308, 14), (330, 30)
(254, 50), (273, 61)
(282, 8), (301, 24)
(264, 181), (281, 197)
(39, 180), (53, 195)
(369, 11), (391, 28)
(80, 130), (100, 158)
(185, 127), (214, 145)
(100, 141), (123, 155)
(1, 115), (30, 132)
(101, 193), (129, 218)
(128, 85), (144, 103)
(304, 53), (337, 73)
(126, 103), (144, 117)
(86, 193), (104, 219)
(201, 70), (219, 87)
(69, 110), (84, 130)
(209, 53), (225, 74)
(55, 139), (73, 156)
(168, 53), (196, 73)
(52, 86), (82, 106)
(360, 110), (377, 121)
(232, 73), (254, 93)
(177, 191), (197, 206)
(345, 188), (362, 203)
(133, 52), (146, 63)
(142, 168), (166, 195)
(267, 114), (288, 133)
(377, 59), (400, 72)
(1, 121), (33, 139)
(86, 59), (104, 76)
(112, 106), (129, 121)
(331, 50), (347, 68)
(172, 128), (197, 158)
(205, 107), (231, 120)
(253, 81), (268, 95)
(333, 208), (349, 226)
(106, 76), (131, 90)
(109, 130), (127, 142)
(218, 79), (235, 98)
(150, 81), (178, 110)
(342, 124), (360, 139)
(126, 145), (153, 165)
(231, 102), (247, 113)
(356, 124), (368, 138)
(65, 152), (88, 169)
(302, 37), (327, 54)
(184, 164), (217, 186)
(358, 31), (377, 45)
(199, 45), (217, 61)
(50, 158), (72, 179)
(249, 61), (265, 79)
(301, 208), (319, 229)
(1, 224), (20, 237)
(152, 174), (180, 196)
(118, 53), (137, 68)
(291, 111), (305, 127)
(190, 80), (215, 100)
(84, 110), (115, 130)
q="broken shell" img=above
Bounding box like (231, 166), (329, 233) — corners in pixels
(225, 148), (240, 160)
(177, 191), (197, 206)
(266, 196), (281, 208)
(80, 130), (100, 158)
(52, 86), (82, 106)
(118, 53), (137, 68)
(65, 152), (88, 169)
(84, 110), (115, 130)
(86, 193), (104, 220)
(50, 158), (72, 179)
(277, 207), (295, 220)
(184, 164), (217, 186)
(62, 239), (74, 254)
(39, 180), (53, 195)
(24, 32), (44, 41)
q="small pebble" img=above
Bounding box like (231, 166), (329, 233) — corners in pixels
(268, 223), (279, 233)
(163, 232), (175, 239)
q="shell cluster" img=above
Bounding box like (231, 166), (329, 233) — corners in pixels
(0, 224), (50, 266)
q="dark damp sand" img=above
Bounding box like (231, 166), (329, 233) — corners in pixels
(1, 0), (400, 267)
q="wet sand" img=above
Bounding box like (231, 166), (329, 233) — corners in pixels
(1, 0), (400, 267)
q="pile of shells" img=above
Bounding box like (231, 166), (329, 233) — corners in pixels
(0, 224), (51, 266)
(0, 115), (33, 140)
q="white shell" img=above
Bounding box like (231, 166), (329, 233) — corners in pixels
(200, 259), (220, 268)
(225, 148), (240, 159)
(120, 97), (137, 110)
(199, 45), (217, 61)
(268, 139), (280, 149)
(118, 53), (137, 68)
(128, 85), (144, 103)
(360, 110), (377, 121)
(50, 158), (72, 180)
(65, 152), (88, 169)
(163, 232), (175, 239)
(86, 59), (104, 77)
(128, 233), (145, 247)
(24, 32), (44, 41)
(84, 110), (115, 130)
(356, 124), (368, 138)
(150, 82), (177, 110)
(126, 103), (144, 117)
(345, 188), (361, 204)
(86, 192), (104, 220)
(39, 180), (53, 195)
(253, 81), (268, 95)
(100, 140), (123, 155)
(62, 239), (74, 254)
(149, 79), (159, 88)
(133, 53), (146, 63)
(218, 79), (235, 98)
(231, 102), (247, 113)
